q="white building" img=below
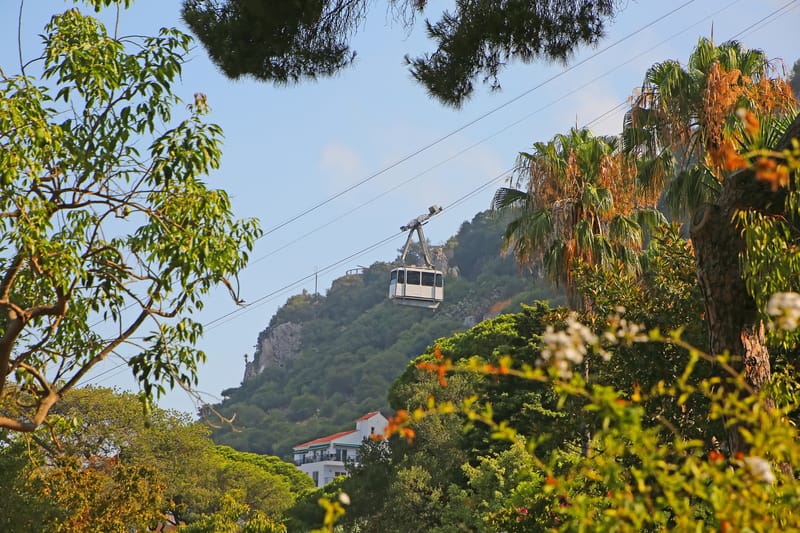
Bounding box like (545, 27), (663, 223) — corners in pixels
(292, 411), (388, 487)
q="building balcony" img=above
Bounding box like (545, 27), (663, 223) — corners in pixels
(294, 453), (349, 466)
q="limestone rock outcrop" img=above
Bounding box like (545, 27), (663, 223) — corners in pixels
(243, 322), (302, 382)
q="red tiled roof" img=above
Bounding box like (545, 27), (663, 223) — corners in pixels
(356, 411), (381, 421)
(293, 429), (357, 450)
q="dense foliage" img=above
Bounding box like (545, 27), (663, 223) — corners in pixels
(212, 210), (560, 458)
(0, 387), (309, 532)
(494, 127), (664, 308)
(0, 3), (259, 432)
(5, 2), (800, 531)
(296, 217), (800, 532)
(295, 222), (712, 532)
(280, 41), (800, 532)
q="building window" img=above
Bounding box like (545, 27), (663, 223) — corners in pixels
(312, 471), (319, 486)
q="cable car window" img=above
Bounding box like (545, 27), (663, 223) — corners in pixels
(435, 273), (443, 287)
(406, 270), (421, 285)
(390, 270), (397, 282)
(421, 272), (435, 286)
(397, 270), (405, 283)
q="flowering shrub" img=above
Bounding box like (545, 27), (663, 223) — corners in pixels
(384, 307), (800, 531)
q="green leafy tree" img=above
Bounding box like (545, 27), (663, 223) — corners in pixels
(331, 234), (723, 531)
(0, 391), (171, 532)
(387, 306), (800, 532)
(573, 224), (716, 443)
(0, 3), (260, 432)
(179, 490), (288, 533)
(32, 457), (164, 533)
(456, 439), (552, 532)
(370, 132), (800, 527)
(181, 0), (621, 106)
(326, 303), (574, 531)
(0, 387), (305, 531)
(214, 445), (314, 496)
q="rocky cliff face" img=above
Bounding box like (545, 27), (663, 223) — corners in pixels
(243, 322), (302, 383)
(431, 246), (456, 275)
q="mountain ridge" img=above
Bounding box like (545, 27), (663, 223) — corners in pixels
(211, 210), (561, 458)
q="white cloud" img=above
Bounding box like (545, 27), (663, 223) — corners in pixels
(319, 142), (365, 188)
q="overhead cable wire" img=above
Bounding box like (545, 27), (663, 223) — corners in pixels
(203, 232), (406, 330)
(82, 351), (131, 385)
(199, 0), (787, 333)
(86, 0), (795, 382)
(203, 168), (516, 332)
(246, 0), (742, 268)
(88, 161), (515, 367)
(255, 1), (697, 241)
(731, 0), (798, 40)
(90, 0), (740, 338)
(583, 100), (631, 129)
(23, 0), (695, 390)
(203, 232), (402, 330)
(93, 3), (702, 329)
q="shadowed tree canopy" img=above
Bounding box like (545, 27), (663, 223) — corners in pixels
(181, 0), (619, 106)
(791, 58), (800, 97)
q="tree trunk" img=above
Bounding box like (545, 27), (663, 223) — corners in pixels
(690, 113), (800, 453)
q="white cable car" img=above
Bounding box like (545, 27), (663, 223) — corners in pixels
(389, 206), (444, 309)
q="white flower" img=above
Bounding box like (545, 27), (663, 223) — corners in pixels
(540, 314), (599, 378)
(339, 492), (351, 505)
(744, 456), (775, 484)
(567, 316), (599, 346)
(767, 292), (800, 332)
(615, 318), (648, 343)
(605, 309), (648, 346)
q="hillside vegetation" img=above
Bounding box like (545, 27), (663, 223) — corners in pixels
(211, 211), (560, 457)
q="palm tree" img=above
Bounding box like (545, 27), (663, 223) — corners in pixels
(622, 37), (794, 218)
(494, 127), (663, 310)
(624, 38), (799, 453)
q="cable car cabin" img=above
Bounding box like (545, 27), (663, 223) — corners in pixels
(389, 267), (444, 309)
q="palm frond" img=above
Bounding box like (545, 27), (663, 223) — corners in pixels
(614, 244), (642, 274)
(503, 207), (553, 266)
(663, 166), (721, 218)
(632, 208), (668, 241)
(491, 187), (529, 211)
(609, 214), (643, 249)
(635, 149), (675, 193)
(574, 219), (595, 258)
(543, 239), (567, 285)
(588, 232), (617, 269)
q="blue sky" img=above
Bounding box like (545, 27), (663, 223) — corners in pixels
(2, 0), (799, 413)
